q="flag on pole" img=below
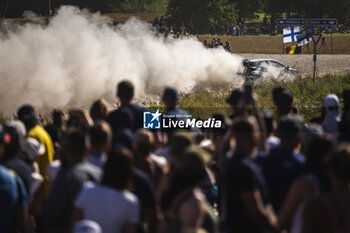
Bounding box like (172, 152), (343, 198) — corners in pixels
(283, 27), (301, 43)
(298, 37), (312, 46)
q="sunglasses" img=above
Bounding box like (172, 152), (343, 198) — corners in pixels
(327, 106), (338, 111)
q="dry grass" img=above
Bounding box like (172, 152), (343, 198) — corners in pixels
(197, 35), (350, 54)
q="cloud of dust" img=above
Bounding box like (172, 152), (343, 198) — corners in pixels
(0, 6), (244, 113)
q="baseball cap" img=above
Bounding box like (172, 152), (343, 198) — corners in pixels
(74, 220), (102, 233)
(3, 120), (26, 146)
(21, 137), (45, 163)
(162, 87), (179, 102)
(323, 94), (339, 108)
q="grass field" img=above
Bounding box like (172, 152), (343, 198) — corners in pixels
(144, 74), (350, 122)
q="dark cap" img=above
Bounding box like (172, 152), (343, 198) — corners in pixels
(226, 89), (243, 105)
(162, 87), (179, 102)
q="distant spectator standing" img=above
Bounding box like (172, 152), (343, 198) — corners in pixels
(322, 94), (341, 141)
(43, 130), (101, 233)
(74, 149), (140, 233)
(88, 121), (112, 168)
(106, 80), (146, 142)
(258, 116), (305, 213)
(18, 105), (54, 197)
(89, 98), (110, 123)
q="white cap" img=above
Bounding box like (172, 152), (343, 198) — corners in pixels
(6, 120), (26, 142)
(74, 220), (102, 233)
(21, 137), (45, 162)
(323, 94), (339, 108)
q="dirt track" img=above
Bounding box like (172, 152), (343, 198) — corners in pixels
(239, 54), (350, 77)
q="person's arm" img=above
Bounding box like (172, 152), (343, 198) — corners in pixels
(279, 179), (315, 230)
(241, 190), (279, 233)
(178, 196), (203, 231)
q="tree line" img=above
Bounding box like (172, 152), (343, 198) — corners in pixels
(1, 0), (349, 32)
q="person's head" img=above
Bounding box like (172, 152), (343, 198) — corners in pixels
(102, 148), (133, 190)
(61, 129), (89, 165)
(89, 99), (110, 123)
(113, 128), (134, 151)
(67, 108), (93, 130)
(277, 116), (303, 151)
(3, 121), (26, 157)
(52, 109), (63, 128)
(17, 104), (38, 131)
(231, 115), (259, 155)
(134, 129), (154, 158)
(169, 131), (195, 169)
(177, 145), (210, 186)
(301, 123), (324, 153)
(274, 89), (294, 117)
(328, 143), (350, 187)
(20, 137), (45, 166)
(162, 87), (179, 109)
(323, 94), (340, 118)
(89, 121), (112, 153)
(226, 89), (243, 111)
(117, 80), (134, 103)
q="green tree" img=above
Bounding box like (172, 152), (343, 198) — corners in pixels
(166, 0), (237, 33)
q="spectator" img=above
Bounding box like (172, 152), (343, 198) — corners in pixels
(262, 109), (280, 150)
(160, 146), (219, 233)
(322, 94), (341, 141)
(223, 116), (278, 233)
(2, 121), (32, 193)
(88, 121), (112, 168)
(258, 116), (305, 213)
(0, 125), (29, 233)
(42, 129), (101, 233)
(133, 129), (168, 188)
(18, 104), (54, 197)
(302, 143), (350, 233)
(272, 87), (295, 119)
(338, 90), (350, 142)
(279, 135), (334, 233)
(89, 98), (110, 123)
(67, 108), (93, 131)
(74, 149), (140, 233)
(225, 89), (243, 120)
(106, 80), (146, 138)
(44, 109), (64, 154)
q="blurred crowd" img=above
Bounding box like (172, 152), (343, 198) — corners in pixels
(1, 80), (350, 233)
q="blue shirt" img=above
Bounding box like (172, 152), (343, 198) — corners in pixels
(257, 147), (305, 213)
(0, 165), (28, 232)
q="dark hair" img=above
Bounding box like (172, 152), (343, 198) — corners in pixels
(305, 135), (334, 192)
(117, 80), (134, 101)
(272, 86), (286, 103)
(89, 121), (111, 150)
(62, 129), (89, 158)
(90, 99), (110, 122)
(17, 104), (37, 129)
(277, 115), (303, 140)
(262, 109), (275, 135)
(102, 149), (133, 190)
(329, 143), (350, 182)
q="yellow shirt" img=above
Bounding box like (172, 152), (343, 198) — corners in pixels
(28, 125), (54, 197)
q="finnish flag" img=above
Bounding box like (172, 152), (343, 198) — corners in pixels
(283, 27), (301, 43)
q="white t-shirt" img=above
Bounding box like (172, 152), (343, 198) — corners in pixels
(75, 182), (140, 233)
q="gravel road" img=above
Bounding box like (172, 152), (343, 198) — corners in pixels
(239, 54), (350, 77)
